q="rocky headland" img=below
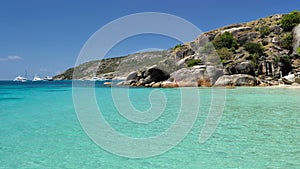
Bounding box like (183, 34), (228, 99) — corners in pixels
(54, 11), (300, 87)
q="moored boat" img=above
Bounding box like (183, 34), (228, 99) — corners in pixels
(44, 76), (53, 81)
(91, 76), (101, 81)
(13, 76), (27, 82)
(32, 74), (43, 81)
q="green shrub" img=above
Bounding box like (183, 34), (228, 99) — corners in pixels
(273, 56), (280, 63)
(250, 61), (258, 69)
(259, 26), (271, 36)
(173, 44), (183, 50)
(273, 55), (292, 65)
(212, 32), (238, 49)
(279, 32), (293, 50)
(249, 53), (259, 68)
(281, 10), (300, 32)
(216, 48), (233, 60)
(297, 47), (300, 55)
(186, 59), (202, 67)
(200, 42), (215, 54)
(280, 55), (292, 64)
(244, 42), (264, 55)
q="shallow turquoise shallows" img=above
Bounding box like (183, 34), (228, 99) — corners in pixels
(1, 81), (300, 168)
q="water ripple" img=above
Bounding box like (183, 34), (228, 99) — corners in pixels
(0, 97), (23, 101)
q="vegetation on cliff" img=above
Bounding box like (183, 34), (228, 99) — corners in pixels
(212, 32), (238, 49)
(281, 10), (300, 31)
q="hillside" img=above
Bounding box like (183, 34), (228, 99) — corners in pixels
(54, 51), (168, 80)
(54, 11), (300, 86)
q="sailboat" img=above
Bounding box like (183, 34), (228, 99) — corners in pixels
(32, 74), (43, 81)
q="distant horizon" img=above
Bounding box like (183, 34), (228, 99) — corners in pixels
(1, 0), (299, 80)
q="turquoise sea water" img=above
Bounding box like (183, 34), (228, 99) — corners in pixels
(1, 81), (300, 168)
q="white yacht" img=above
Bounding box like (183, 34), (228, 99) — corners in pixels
(32, 74), (43, 81)
(44, 76), (53, 81)
(90, 73), (101, 81)
(91, 76), (101, 81)
(13, 76), (27, 82)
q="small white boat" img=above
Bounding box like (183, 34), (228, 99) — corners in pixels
(32, 74), (43, 81)
(90, 73), (101, 81)
(91, 77), (110, 81)
(91, 76), (101, 81)
(13, 76), (27, 82)
(44, 76), (53, 81)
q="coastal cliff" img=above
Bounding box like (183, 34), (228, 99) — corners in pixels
(54, 11), (300, 87)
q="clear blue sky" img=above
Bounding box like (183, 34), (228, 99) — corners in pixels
(0, 0), (299, 80)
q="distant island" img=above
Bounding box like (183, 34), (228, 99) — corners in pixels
(54, 11), (300, 87)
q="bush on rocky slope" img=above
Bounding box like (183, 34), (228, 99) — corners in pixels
(281, 10), (300, 32)
(212, 32), (238, 49)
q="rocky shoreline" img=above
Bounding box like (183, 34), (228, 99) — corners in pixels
(115, 65), (300, 88)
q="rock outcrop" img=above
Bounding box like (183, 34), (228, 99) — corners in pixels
(168, 68), (210, 87)
(206, 66), (224, 84)
(225, 62), (255, 76)
(293, 24), (300, 55)
(118, 65), (170, 86)
(120, 66), (224, 87)
(214, 74), (259, 86)
(165, 66), (223, 87)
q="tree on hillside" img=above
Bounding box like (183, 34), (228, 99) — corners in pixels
(281, 10), (300, 32)
(213, 32), (238, 49)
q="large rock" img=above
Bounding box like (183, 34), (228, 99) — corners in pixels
(119, 66), (170, 86)
(141, 66), (170, 85)
(206, 66), (224, 84)
(169, 68), (208, 87)
(236, 32), (259, 46)
(225, 62), (255, 76)
(168, 66), (223, 87)
(175, 46), (195, 59)
(235, 62), (256, 76)
(271, 25), (283, 35)
(214, 74), (259, 86)
(126, 71), (139, 81)
(293, 24), (300, 55)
